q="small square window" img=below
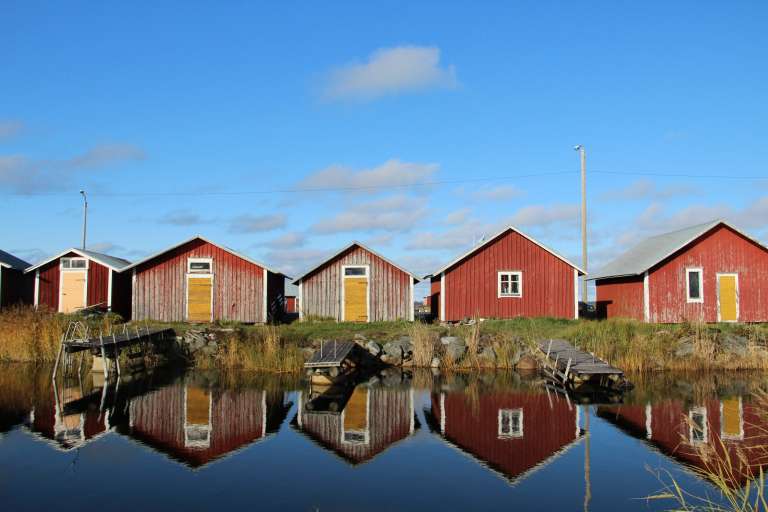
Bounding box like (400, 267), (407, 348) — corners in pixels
(61, 258), (87, 270)
(499, 408), (523, 438)
(344, 266), (367, 277)
(498, 272), (522, 297)
(188, 259), (212, 273)
(689, 407), (707, 444)
(686, 268), (703, 303)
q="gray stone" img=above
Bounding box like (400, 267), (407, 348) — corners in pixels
(380, 353), (402, 366)
(721, 334), (749, 357)
(445, 342), (467, 362)
(675, 338), (695, 357)
(478, 346), (498, 366)
(431, 357), (441, 368)
(354, 333), (367, 341)
(384, 337), (413, 359)
(365, 340), (382, 357)
(440, 336), (465, 346)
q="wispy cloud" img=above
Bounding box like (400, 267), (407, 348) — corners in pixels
(600, 179), (698, 202)
(444, 208), (471, 225)
(473, 185), (524, 202)
(506, 203), (579, 228)
(158, 210), (212, 226)
(322, 46), (457, 101)
(297, 159), (438, 194)
(0, 120), (24, 140)
(0, 143), (146, 194)
(229, 214), (286, 233)
(261, 232), (306, 249)
(263, 248), (335, 277)
(312, 195), (425, 234)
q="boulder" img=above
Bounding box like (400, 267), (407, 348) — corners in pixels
(354, 333), (367, 342)
(440, 336), (465, 346)
(384, 337), (413, 359)
(430, 357), (441, 368)
(477, 346), (498, 366)
(445, 342), (467, 362)
(674, 337), (695, 358)
(516, 355), (538, 371)
(365, 340), (382, 357)
(721, 334), (749, 357)
(380, 353), (402, 366)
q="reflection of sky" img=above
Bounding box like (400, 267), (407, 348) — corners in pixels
(0, 375), (746, 511)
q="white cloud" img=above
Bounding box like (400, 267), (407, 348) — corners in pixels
(323, 46), (457, 101)
(0, 120), (24, 140)
(229, 214), (287, 233)
(66, 143), (146, 169)
(263, 248), (335, 277)
(473, 185), (524, 202)
(506, 203), (579, 228)
(406, 219), (493, 251)
(298, 159), (438, 194)
(600, 179), (698, 201)
(262, 232), (306, 249)
(444, 208), (471, 225)
(312, 194), (425, 234)
(158, 210), (211, 226)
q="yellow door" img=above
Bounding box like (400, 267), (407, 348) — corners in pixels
(344, 277), (368, 322)
(61, 271), (86, 313)
(344, 387), (368, 432)
(188, 276), (213, 322)
(186, 386), (211, 426)
(718, 275), (738, 322)
(721, 398), (742, 439)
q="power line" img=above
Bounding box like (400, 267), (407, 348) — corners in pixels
(592, 170), (767, 180)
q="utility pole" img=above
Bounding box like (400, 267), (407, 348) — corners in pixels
(574, 145), (588, 304)
(79, 190), (88, 250)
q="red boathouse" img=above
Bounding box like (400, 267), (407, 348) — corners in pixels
(25, 248), (132, 318)
(590, 220), (768, 323)
(0, 250), (32, 309)
(425, 226), (584, 321)
(123, 236), (288, 323)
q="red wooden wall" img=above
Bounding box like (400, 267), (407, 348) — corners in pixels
(285, 296), (297, 313)
(438, 230), (577, 321)
(300, 245), (413, 321)
(594, 276), (644, 320)
(647, 225), (768, 323)
(35, 252), (111, 312)
(132, 238), (275, 323)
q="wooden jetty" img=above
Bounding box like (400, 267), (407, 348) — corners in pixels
(304, 340), (383, 383)
(53, 321), (174, 380)
(537, 339), (628, 395)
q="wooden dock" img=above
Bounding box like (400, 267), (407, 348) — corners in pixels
(537, 339), (627, 393)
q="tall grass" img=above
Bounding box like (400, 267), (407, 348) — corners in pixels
(409, 321), (439, 367)
(197, 325), (304, 373)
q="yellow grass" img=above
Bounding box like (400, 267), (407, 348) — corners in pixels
(196, 325), (303, 373)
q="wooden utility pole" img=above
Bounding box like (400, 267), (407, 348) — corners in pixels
(575, 145), (588, 303)
(80, 190), (88, 250)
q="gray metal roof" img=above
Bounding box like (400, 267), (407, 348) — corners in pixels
(0, 249), (31, 270)
(26, 248), (131, 273)
(588, 219), (765, 281)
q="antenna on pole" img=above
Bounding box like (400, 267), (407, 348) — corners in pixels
(79, 190), (88, 250)
(573, 145), (588, 306)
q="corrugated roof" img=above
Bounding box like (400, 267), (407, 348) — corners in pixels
(424, 225), (585, 279)
(292, 241), (419, 284)
(588, 219), (765, 280)
(26, 248), (131, 273)
(0, 249), (31, 271)
(119, 235), (289, 277)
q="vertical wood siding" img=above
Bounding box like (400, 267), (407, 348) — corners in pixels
(285, 296), (297, 313)
(594, 276), (644, 320)
(132, 239), (268, 323)
(301, 245), (412, 321)
(443, 230), (577, 321)
(429, 390), (579, 482)
(35, 252), (113, 312)
(647, 225), (768, 323)
(36, 258), (60, 311)
(87, 260), (110, 307)
(429, 277), (441, 321)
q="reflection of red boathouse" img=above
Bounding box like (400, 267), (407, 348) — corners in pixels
(597, 398), (768, 486)
(124, 381), (291, 468)
(426, 390), (583, 484)
(294, 385), (417, 465)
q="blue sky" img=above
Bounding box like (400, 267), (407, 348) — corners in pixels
(2, 1), (767, 300)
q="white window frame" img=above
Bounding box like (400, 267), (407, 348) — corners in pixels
(187, 257), (213, 274)
(689, 406), (708, 445)
(498, 408), (523, 439)
(685, 267), (704, 303)
(340, 264), (370, 322)
(497, 271), (523, 298)
(716, 272), (740, 323)
(58, 257), (89, 313)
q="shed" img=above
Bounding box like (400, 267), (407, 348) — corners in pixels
(25, 248), (132, 318)
(122, 236), (288, 323)
(292, 241), (418, 322)
(0, 249), (32, 309)
(425, 226), (585, 322)
(589, 220), (768, 323)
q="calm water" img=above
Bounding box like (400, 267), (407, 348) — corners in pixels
(1, 364), (766, 511)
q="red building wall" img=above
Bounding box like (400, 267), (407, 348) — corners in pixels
(429, 277), (440, 320)
(594, 276), (644, 320)
(35, 252), (111, 312)
(132, 238), (272, 323)
(648, 225), (768, 323)
(285, 296), (297, 313)
(440, 230), (577, 321)
(300, 245), (413, 321)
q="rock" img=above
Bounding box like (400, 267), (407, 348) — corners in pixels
(516, 355), (538, 371)
(721, 334), (749, 357)
(445, 342), (467, 362)
(440, 336), (465, 346)
(384, 337), (413, 359)
(380, 353), (402, 366)
(354, 333), (367, 341)
(675, 337), (695, 357)
(365, 340), (382, 357)
(478, 346), (497, 366)
(431, 357), (441, 368)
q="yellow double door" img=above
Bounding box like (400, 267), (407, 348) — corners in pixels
(343, 277), (368, 322)
(717, 274), (738, 322)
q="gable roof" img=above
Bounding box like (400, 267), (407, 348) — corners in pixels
(588, 219), (767, 281)
(424, 225), (585, 279)
(0, 250), (30, 271)
(119, 235), (288, 276)
(292, 241), (419, 284)
(25, 248), (131, 273)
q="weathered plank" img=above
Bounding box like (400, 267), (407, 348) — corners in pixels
(304, 341), (355, 368)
